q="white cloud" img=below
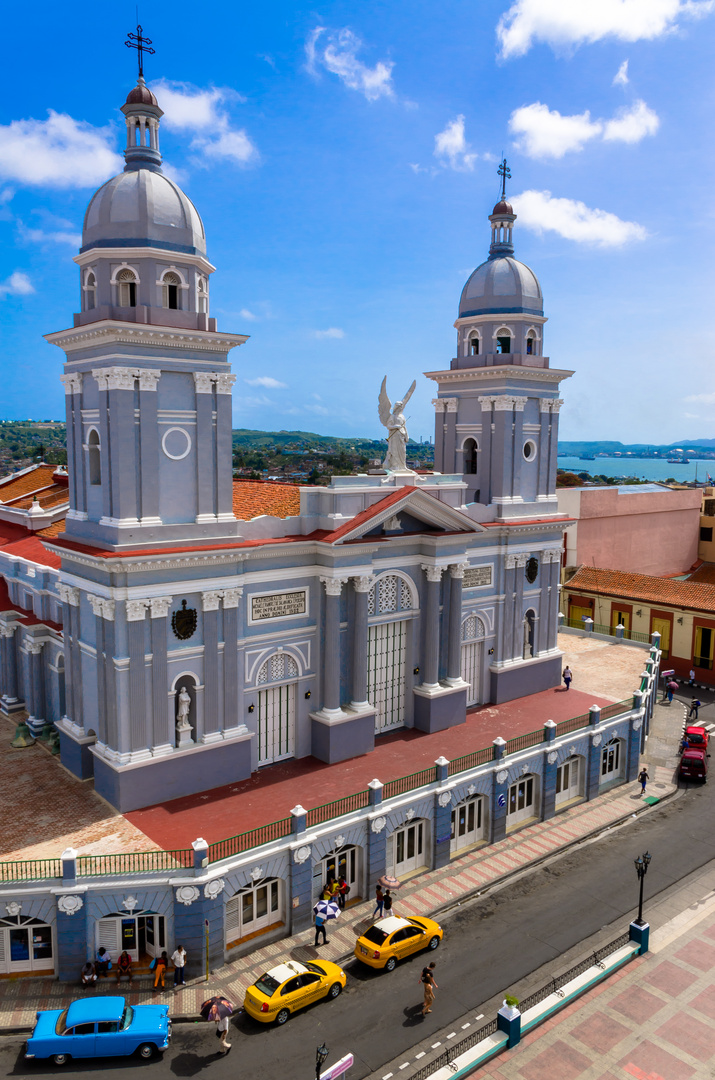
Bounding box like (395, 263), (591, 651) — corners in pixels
(613, 59), (630, 85)
(497, 0), (715, 59)
(306, 27), (394, 101)
(0, 112), (122, 189)
(510, 98), (659, 158)
(434, 115), (478, 171)
(305, 403), (330, 415)
(313, 327), (345, 339)
(684, 391), (715, 405)
(241, 394), (273, 408)
(513, 189), (648, 247)
(603, 99), (660, 142)
(151, 80), (258, 166)
(0, 271), (34, 298)
(510, 103), (601, 158)
(244, 376), (288, 389)
(18, 222), (81, 246)
(239, 308), (257, 321)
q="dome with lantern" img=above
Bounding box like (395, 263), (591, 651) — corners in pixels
(458, 196), (542, 319)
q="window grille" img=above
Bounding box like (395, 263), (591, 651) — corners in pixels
(257, 653), (298, 685)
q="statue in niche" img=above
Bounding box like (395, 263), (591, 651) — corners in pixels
(176, 686), (192, 731)
(378, 376), (417, 472)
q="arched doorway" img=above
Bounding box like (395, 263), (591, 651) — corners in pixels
(523, 609), (536, 658)
(255, 653), (298, 766)
(461, 614), (485, 706)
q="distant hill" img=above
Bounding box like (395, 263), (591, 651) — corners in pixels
(232, 428), (429, 451)
(559, 440), (715, 455)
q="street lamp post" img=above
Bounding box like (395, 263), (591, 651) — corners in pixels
(633, 851), (652, 926)
(316, 1043), (329, 1080)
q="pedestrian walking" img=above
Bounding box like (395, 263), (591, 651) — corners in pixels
(383, 888), (393, 916)
(373, 884), (384, 919)
(667, 680), (678, 703)
(314, 910), (328, 946)
(420, 963), (438, 1016)
(689, 668), (696, 686)
(172, 945), (187, 988)
(337, 874), (350, 910)
(689, 698), (702, 720)
(215, 1014), (231, 1053)
(152, 950), (168, 991)
(638, 767), (649, 795)
(562, 666), (572, 690)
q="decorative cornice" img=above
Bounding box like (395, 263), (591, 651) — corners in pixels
(215, 373), (236, 395)
(45, 321), (247, 356)
(449, 561), (470, 579)
(431, 398), (446, 413)
(194, 372), (215, 394)
(26, 640), (44, 655)
(88, 595), (115, 621)
(421, 564), (444, 583)
(423, 365), (575, 385)
(505, 554), (518, 569)
(57, 583), (80, 606)
(516, 554), (529, 567)
(222, 587), (243, 609)
(493, 395), (517, 412)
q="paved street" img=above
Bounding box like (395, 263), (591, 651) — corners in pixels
(1, 774), (711, 1080)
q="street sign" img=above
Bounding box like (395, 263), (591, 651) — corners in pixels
(498, 794), (506, 808)
(662, 670), (675, 678)
(321, 1054), (354, 1080)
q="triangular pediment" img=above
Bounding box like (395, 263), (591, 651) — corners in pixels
(325, 488), (484, 545)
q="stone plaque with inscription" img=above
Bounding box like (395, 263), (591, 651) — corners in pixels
(463, 566), (492, 589)
(251, 590), (307, 621)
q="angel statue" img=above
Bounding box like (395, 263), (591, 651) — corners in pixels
(378, 376), (417, 472)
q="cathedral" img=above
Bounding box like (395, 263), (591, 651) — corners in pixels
(0, 74), (573, 813)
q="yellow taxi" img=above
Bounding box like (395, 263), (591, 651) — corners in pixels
(354, 915), (443, 972)
(243, 958), (347, 1025)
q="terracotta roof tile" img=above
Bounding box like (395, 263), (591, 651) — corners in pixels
(37, 518), (66, 538)
(232, 480), (301, 521)
(687, 563), (715, 586)
(567, 565), (715, 614)
(0, 465), (57, 502)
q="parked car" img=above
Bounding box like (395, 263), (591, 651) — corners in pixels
(243, 958), (346, 1025)
(354, 915), (443, 971)
(679, 748), (708, 783)
(25, 996), (171, 1065)
(683, 725), (709, 751)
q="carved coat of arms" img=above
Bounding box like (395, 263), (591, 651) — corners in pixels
(171, 599), (197, 640)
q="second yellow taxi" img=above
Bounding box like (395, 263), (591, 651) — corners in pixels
(243, 958), (347, 1025)
(354, 915), (443, 971)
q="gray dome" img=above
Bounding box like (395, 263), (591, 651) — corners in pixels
(459, 256), (542, 318)
(81, 169), (206, 257)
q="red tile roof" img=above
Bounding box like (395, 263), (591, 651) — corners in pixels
(687, 563), (715, 586)
(566, 565), (715, 614)
(37, 519), (66, 539)
(0, 519), (62, 569)
(232, 480), (301, 520)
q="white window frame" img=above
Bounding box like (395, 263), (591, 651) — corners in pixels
(555, 756), (582, 807)
(225, 879), (282, 948)
(450, 796), (485, 854)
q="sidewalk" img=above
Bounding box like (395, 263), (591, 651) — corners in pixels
(0, 762), (676, 1032)
(465, 858), (715, 1078)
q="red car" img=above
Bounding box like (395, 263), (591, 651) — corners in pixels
(683, 725), (709, 751)
(679, 748), (708, 783)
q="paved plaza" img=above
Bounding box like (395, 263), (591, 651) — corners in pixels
(469, 860), (715, 1080)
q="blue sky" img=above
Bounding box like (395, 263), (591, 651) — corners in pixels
(1, 0), (714, 444)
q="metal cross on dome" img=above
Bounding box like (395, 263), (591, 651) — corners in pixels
(125, 24), (155, 78)
(497, 157), (511, 200)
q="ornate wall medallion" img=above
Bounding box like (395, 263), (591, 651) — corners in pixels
(172, 599), (197, 641)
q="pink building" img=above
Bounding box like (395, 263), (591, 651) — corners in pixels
(557, 484), (702, 578)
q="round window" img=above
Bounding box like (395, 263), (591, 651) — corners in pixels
(523, 440), (536, 461)
(525, 557), (539, 583)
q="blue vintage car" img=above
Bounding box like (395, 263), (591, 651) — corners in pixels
(25, 996), (171, 1064)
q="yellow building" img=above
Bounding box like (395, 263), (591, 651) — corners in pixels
(698, 487), (715, 563)
(563, 565), (715, 685)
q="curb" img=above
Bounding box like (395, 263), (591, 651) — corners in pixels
(0, 782), (679, 1038)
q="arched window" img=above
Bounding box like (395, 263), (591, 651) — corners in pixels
(495, 328), (511, 355)
(526, 330), (537, 356)
(116, 268), (137, 308)
(198, 276), (209, 314)
(523, 608), (536, 658)
(87, 429), (101, 486)
(463, 438), (477, 475)
(367, 574), (414, 617)
(468, 332), (480, 356)
(256, 652), (299, 685)
(85, 271), (96, 311)
(162, 271), (182, 310)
